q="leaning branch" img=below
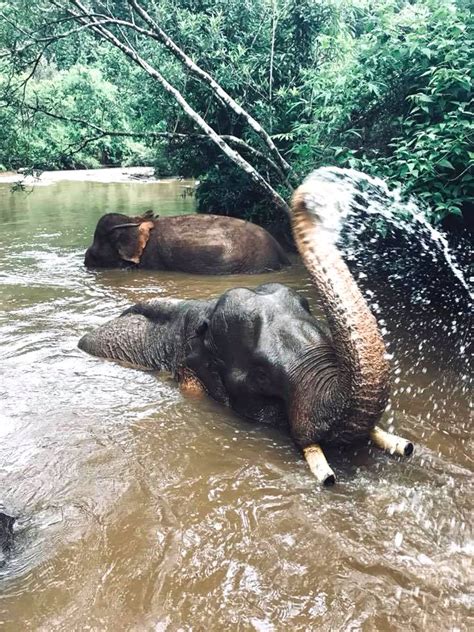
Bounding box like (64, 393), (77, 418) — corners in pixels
(66, 0), (291, 215)
(24, 103), (284, 176)
(126, 0), (291, 175)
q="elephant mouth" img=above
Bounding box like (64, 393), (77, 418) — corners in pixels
(177, 368), (208, 397)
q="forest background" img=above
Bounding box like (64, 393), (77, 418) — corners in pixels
(0, 0), (472, 233)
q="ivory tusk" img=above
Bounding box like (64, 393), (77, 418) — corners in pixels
(370, 426), (414, 457)
(303, 444), (336, 486)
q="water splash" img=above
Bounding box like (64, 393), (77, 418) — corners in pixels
(303, 166), (472, 298)
(303, 167), (472, 473)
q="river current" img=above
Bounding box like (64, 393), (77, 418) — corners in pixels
(0, 170), (471, 631)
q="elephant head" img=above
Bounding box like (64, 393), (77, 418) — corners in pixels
(84, 211), (156, 268)
(184, 276), (394, 485)
(185, 283), (335, 430)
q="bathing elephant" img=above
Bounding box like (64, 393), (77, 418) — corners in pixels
(79, 173), (413, 485)
(84, 212), (290, 274)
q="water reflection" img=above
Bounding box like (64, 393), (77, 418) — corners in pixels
(0, 174), (471, 631)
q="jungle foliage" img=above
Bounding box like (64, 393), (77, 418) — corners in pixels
(0, 0), (472, 228)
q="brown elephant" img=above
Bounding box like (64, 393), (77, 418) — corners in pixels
(84, 212), (290, 274)
(79, 173), (413, 485)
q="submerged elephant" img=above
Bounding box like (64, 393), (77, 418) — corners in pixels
(79, 174), (413, 485)
(84, 212), (290, 274)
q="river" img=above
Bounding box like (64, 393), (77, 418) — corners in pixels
(0, 169), (471, 631)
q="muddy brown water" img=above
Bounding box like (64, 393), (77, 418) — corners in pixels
(0, 174), (471, 631)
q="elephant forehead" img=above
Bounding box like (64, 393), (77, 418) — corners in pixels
(254, 284), (311, 315)
(218, 283), (304, 313)
(212, 290), (273, 330)
(254, 282), (300, 299)
(94, 213), (130, 235)
(210, 287), (319, 352)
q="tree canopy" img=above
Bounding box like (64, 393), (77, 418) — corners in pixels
(0, 0), (472, 228)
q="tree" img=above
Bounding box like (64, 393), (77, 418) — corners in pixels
(0, 0), (472, 227)
(0, 0), (295, 216)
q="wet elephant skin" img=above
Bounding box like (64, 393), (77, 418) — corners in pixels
(84, 213), (290, 274)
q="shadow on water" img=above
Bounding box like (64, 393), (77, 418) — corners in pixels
(0, 170), (471, 631)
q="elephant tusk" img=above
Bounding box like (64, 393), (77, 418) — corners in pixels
(303, 444), (336, 486)
(370, 426), (414, 457)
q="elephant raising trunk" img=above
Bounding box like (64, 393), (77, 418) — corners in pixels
(79, 171), (413, 486)
(289, 175), (412, 483)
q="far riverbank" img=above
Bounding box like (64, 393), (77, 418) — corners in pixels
(0, 167), (181, 186)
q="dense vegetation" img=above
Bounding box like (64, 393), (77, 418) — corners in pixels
(0, 0), (472, 229)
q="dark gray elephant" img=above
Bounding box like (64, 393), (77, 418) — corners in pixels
(84, 212), (290, 274)
(79, 174), (413, 485)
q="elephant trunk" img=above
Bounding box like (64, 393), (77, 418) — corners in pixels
(78, 311), (164, 370)
(78, 299), (197, 373)
(79, 298), (218, 381)
(290, 180), (391, 447)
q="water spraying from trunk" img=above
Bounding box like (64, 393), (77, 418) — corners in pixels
(294, 167), (472, 484)
(303, 167), (471, 299)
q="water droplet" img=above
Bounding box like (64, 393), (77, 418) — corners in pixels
(394, 532), (403, 547)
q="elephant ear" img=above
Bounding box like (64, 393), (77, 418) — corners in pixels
(113, 221), (154, 264)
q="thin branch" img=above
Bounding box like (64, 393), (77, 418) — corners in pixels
(63, 133), (108, 156)
(19, 40), (55, 101)
(24, 103), (285, 177)
(0, 10), (31, 37)
(33, 19), (121, 42)
(126, 0), (291, 174)
(65, 0), (290, 215)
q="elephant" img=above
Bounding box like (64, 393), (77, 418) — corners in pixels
(79, 173), (413, 485)
(0, 512), (15, 567)
(84, 211), (290, 274)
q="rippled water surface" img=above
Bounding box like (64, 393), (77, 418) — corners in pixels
(0, 173), (471, 631)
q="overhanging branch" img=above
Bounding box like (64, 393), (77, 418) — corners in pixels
(65, 0), (291, 215)
(24, 103), (285, 177)
(126, 0), (291, 175)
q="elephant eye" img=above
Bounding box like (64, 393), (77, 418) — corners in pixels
(196, 320), (209, 337)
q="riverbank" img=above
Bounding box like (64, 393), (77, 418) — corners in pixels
(0, 167), (164, 186)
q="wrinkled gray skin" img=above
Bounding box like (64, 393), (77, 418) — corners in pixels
(79, 284), (340, 446)
(0, 512), (15, 567)
(79, 174), (391, 460)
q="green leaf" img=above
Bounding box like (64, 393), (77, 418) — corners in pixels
(437, 158), (455, 170)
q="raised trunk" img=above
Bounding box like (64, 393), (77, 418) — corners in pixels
(290, 181), (390, 445)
